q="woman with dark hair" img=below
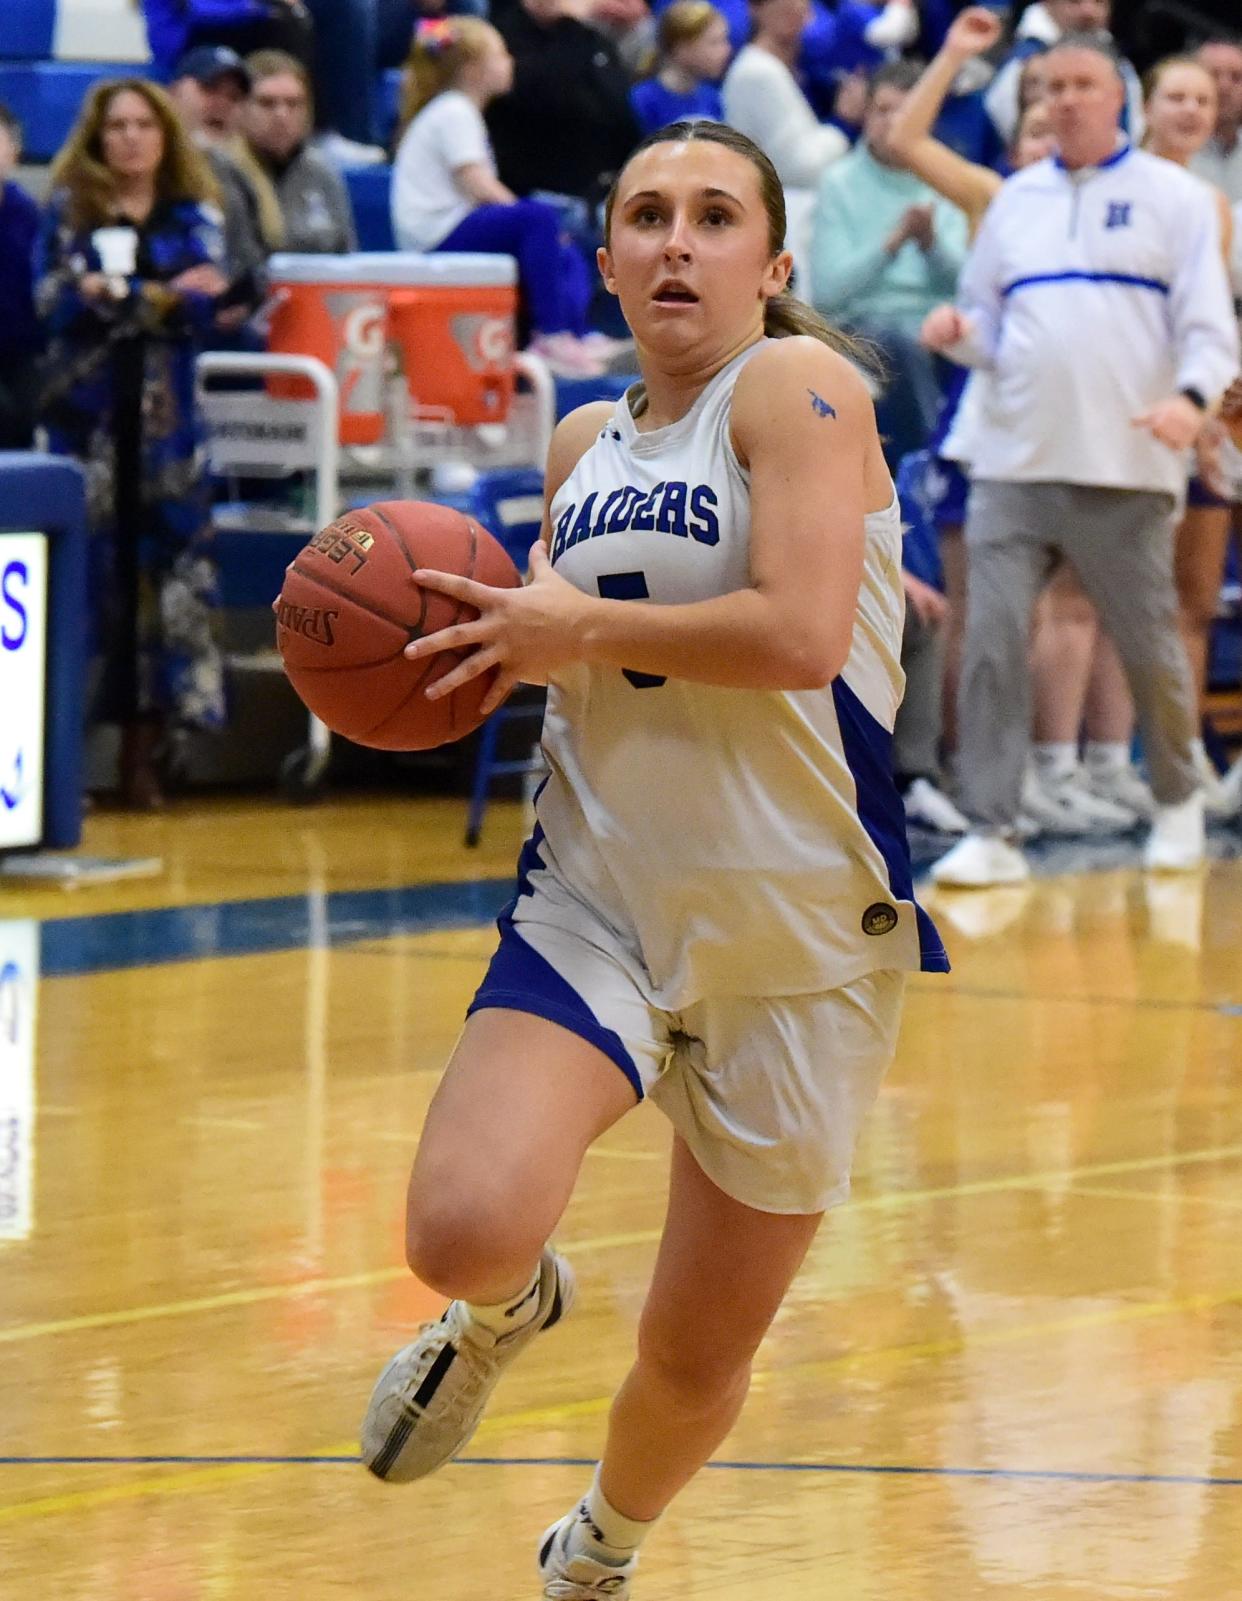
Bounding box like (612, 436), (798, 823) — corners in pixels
(357, 118), (946, 1601)
(37, 78), (228, 808)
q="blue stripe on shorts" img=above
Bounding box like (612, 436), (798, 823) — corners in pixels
(468, 916), (645, 1101)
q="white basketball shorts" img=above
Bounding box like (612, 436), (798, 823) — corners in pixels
(468, 845), (906, 1216)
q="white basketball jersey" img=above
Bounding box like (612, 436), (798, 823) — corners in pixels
(526, 339), (947, 1009)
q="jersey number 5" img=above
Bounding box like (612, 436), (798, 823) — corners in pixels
(596, 572), (666, 689)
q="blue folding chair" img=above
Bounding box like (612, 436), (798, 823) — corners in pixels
(462, 468), (547, 847)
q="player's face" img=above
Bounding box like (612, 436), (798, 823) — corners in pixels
(599, 141), (791, 363)
(1145, 63), (1217, 160)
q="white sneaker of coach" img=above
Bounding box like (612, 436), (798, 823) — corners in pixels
(902, 777), (971, 835)
(1081, 759), (1156, 821)
(1021, 764), (1138, 836)
(930, 831), (1031, 888)
(1142, 790), (1206, 872)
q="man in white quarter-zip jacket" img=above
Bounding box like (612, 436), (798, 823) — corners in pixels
(922, 32), (1240, 889)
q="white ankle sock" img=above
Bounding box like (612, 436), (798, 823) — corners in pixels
(1084, 740), (1130, 774)
(465, 1264), (542, 1336)
(565, 1466), (658, 1567)
(1033, 742), (1078, 781)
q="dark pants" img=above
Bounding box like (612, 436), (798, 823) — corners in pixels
(0, 357), (38, 449)
(436, 201), (589, 337)
(188, 6), (315, 74)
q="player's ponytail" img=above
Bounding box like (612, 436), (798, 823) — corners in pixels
(603, 121), (879, 374)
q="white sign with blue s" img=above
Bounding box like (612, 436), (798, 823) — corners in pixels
(0, 534), (48, 852)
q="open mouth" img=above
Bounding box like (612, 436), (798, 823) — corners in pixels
(652, 280), (700, 306)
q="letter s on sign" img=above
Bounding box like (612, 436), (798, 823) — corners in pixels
(1, 561), (28, 651)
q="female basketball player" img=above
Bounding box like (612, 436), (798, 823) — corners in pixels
(359, 120), (948, 1601)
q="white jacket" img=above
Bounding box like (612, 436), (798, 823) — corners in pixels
(948, 145), (1240, 495)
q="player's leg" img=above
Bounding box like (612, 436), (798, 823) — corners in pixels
(362, 908), (663, 1485)
(403, 1006), (639, 1304)
(538, 972), (904, 1596)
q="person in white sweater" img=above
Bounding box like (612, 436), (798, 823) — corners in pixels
(722, 0), (850, 283)
(924, 34), (1239, 886)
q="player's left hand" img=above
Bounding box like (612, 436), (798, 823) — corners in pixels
(1131, 394), (1205, 452)
(404, 540), (588, 716)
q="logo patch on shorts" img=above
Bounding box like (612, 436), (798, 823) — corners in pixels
(861, 902), (898, 936)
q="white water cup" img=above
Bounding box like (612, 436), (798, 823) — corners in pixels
(91, 225), (139, 276)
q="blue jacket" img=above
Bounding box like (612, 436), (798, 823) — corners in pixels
(143, 0), (274, 75)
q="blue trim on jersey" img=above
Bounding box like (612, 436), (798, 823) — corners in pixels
(831, 679), (951, 973)
(1053, 143), (1131, 173)
(468, 831), (646, 1100)
(1001, 270), (1170, 299)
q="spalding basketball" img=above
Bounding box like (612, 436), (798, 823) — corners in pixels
(275, 500), (521, 750)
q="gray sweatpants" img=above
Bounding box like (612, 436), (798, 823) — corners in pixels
(958, 480), (1198, 830)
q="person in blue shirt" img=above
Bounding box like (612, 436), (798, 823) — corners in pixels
(0, 104), (40, 449)
(142, 0), (315, 80)
(631, 1), (732, 134)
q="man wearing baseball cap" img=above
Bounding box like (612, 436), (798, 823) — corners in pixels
(170, 45), (280, 331)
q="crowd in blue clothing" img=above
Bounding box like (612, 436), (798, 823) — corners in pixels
(0, 0), (1239, 817)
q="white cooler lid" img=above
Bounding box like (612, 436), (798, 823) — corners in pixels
(270, 252), (517, 287)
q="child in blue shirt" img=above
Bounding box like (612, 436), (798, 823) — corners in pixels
(631, 2), (731, 135)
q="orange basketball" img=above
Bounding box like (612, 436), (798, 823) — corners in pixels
(275, 500), (520, 750)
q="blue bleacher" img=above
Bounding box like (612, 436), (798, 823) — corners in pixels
(0, 2), (57, 61)
(0, 60), (145, 162)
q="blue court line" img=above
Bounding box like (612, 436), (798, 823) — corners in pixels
(1, 1455), (1239, 1488)
(37, 879), (514, 977)
(27, 832), (1242, 980)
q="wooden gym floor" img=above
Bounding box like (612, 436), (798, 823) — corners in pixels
(1, 795), (1240, 1600)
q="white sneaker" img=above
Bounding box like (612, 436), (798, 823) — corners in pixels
(1081, 761), (1156, 820)
(1217, 756), (1242, 820)
(1022, 764), (1138, 836)
(360, 1247), (574, 1483)
(903, 777), (970, 835)
(527, 333), (607, 379)
(1142, 790), (1206, 872)
(539, 1510), (638, 1600)
(930, 831), (1030, 888)
(1197, 747), (1242, 821)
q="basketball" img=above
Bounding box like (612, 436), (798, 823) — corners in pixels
(275, 501), (521, 750)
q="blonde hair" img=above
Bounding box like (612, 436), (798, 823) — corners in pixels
(246, 48), (313, 104)
(50, 77), (218, 231)
(657, 1), (724, 56)
(1142, 53), (1216, 105)
(399, 18), (499, 135)
(603, 120), (878, 370)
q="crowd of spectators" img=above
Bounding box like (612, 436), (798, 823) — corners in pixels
(0, 0), (1240, 830)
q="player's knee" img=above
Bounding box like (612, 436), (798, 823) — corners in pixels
(404, 1197), (540, 1300)
(635, 1318), (754, 1412)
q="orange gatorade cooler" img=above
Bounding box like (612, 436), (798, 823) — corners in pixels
(383, 253), (518, 426)
(266, 254), (391, 445)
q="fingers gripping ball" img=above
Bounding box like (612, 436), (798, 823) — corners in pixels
(276, 501), (521, 750)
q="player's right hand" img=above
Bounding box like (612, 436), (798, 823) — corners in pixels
(920, 304), (971, 351)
